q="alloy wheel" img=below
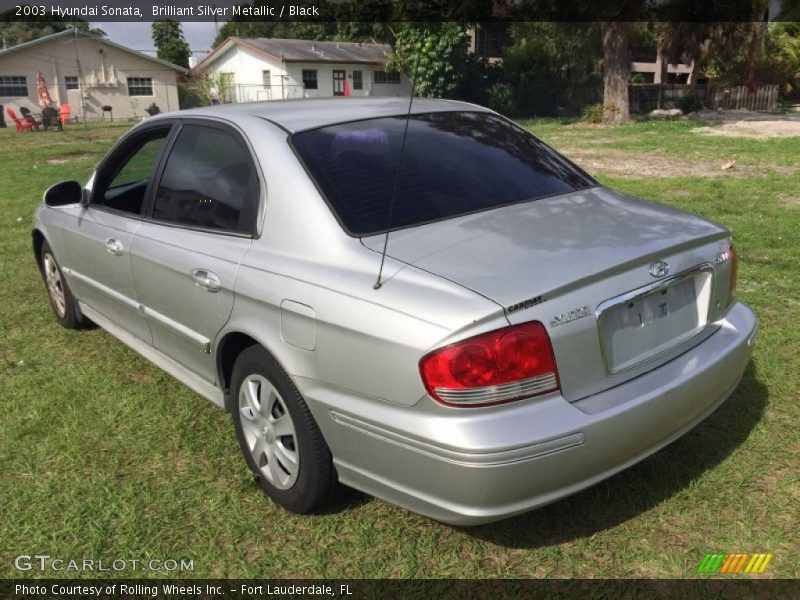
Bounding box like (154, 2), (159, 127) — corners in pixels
(43, 253), (66, 318)
(238, 374), (300, 490)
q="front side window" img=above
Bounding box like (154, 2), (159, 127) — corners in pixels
(94, 131), (169, 214)
(0, 75), (28, 96)
(352, 71), (363, 90)
(152, 124), (258, 234)
(291, 111), (596, 236)
(127, 77), (153, 96)
(64, 75), (79, 90)
(302, 70), (317, 90)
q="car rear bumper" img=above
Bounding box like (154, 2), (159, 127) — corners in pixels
(298, 301), (757, 525)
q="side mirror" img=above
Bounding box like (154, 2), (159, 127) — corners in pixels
(43, 181), (83, 207)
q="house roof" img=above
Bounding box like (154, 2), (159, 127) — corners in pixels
(0, 29), (188, 73)
(195, 37), (392, 71)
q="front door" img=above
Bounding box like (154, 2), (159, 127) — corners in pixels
(61, 125), (173, 343)
(333, 70), (346, 96)
(130, 121), (260, 383)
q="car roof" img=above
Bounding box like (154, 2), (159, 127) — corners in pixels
(170, 97), (493, 133)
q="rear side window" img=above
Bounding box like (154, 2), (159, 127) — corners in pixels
(291, 111), (595, 236)
(153, 124), (258, 234)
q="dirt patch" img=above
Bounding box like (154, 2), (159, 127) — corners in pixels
(43, 154), (92, 164)
(691, 110), (800, 139)
(559, 146), (761, 178)
(779, 196), (800, 209)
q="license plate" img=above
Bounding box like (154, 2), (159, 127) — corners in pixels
(598, 269), (713, 374)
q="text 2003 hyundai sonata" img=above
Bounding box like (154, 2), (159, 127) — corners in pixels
(33, 98), (757, 524)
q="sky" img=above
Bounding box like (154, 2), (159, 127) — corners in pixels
(90, 22), (220, 60)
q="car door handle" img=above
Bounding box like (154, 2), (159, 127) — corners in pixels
(190, 269), (221, 293)
(105, 238), (123, 255)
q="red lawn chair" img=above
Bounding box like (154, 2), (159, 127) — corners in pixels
(59, 104), (72, 126)
(19, 106), (40, 131)
(7, 108), (34, 132)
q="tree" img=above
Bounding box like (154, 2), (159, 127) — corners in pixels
(152, 20), (190, 69)
(0, 21), (103, 47)
(655, 22), (772, 90)
(388, 23), (473, 99)
(601, 21), (632, 123)
(334, 0), (393, 42)
(393, 0), (494, 22)
(652, 0), (771, 88)
(212, 1), (337, 47)
(188, 71), (235, 104)
(704, 22), (800, 98)
(499, 23), (602, 116)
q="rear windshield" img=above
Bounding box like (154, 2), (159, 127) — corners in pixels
(290, 111), (596, 236)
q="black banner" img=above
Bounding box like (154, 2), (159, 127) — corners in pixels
(2, 579), (799, 600)
(0, 0), (795, 23)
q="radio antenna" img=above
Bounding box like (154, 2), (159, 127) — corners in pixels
(373, 28), (424, 290)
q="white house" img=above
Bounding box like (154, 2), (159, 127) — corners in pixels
(193, 37), (413, 102)
(0, 29), (186, 122)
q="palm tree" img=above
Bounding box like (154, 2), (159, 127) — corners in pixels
(655, 22), (721, 88)
(601, 21), (632, 123)
(655, 0), (770, 88)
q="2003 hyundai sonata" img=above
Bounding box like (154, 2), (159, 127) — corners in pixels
(33, 98), (757, 524)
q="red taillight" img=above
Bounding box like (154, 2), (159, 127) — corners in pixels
(419, 321), (560, 407)
(728, 244), (738, 305)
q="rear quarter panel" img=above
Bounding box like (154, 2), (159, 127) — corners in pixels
(224, 243), (505, 407)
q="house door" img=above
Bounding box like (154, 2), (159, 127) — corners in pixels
(333, 70), (346, 96)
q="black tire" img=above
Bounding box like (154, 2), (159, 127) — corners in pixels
(231, 345), (337, 513)
(39, 241), (89, 330)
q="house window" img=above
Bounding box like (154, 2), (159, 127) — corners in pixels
(352, 70), (363, 90)
(474, 24), (508, 58)
(262, 70), (271, 89)
(373, 70), (400, 85)
(302, 69), (317, 90)
(0, 75), (28, 97)
(64, 76), (79, 90)
(127, 77), (153, 96)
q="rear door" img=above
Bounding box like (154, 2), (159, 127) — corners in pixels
(60, 123), (175, 343)
(130, 119), (261, 383)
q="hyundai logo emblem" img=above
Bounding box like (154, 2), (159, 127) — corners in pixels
(649, 260), (670, 278)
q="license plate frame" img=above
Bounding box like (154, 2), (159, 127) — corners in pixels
(596, 264), (715, 375)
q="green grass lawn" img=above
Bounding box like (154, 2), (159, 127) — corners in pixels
(1, 118), (798, 579)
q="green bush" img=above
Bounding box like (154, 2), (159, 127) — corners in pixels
(499, 23), (602, 117)
(178, 82), (208, 110)
(486, 83), (515, 115)
(676, 94), (704, 114)
(582, 103), (604, 123)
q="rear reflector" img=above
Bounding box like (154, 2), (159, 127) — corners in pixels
(728, 244), (738, 306)
(419, 321), (560, 407)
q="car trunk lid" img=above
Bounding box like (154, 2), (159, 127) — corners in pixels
(363, 187), (733, 401)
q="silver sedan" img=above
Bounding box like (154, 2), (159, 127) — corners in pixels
(33, 98), (757, 524)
